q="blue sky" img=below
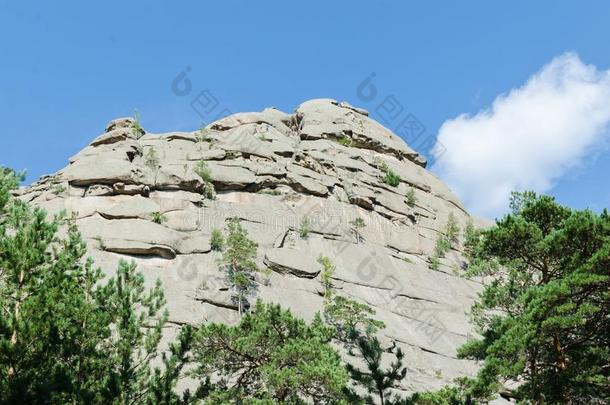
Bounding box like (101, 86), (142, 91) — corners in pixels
(1, 1), (609, 218)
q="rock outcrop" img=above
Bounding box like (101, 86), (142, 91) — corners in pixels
(18, 98), (490, 397)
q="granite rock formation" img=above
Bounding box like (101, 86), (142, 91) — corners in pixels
(16, 98), (494, 398)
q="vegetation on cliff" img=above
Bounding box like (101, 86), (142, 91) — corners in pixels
(0, 169), (608, 404)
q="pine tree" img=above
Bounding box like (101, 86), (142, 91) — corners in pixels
(317, 255), (336, 302)
(317, 255), (384, 339)
(430, 214), (461, 270)
(459, 192), (610, 403)
(219, 218), (259, 316)
(147, 325), (211, 405)
(317, 256), (407, 404)
(346, 333), (407, 405)
(0, 167), (22, 217)
(403, 384), (472, 405)
(0, 167), (191, 404)
(98, 260), (170, 404)
(324, 295), (385, 340)
(190, 301), (349, 403)
(210, 228), (224, 251)
(462, 220), (480, 260)
(0, 169), (110, 403)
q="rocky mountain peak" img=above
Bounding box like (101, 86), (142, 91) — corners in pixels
(17, 98), (484, 396)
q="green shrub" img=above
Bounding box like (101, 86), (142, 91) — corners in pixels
(194, 160), (212, 183)
(219, 218), (259, 315)
(350, 218), (365, 229)
(337, 136), (352, 147)
(151, 211), (167, 224)
(445, 213), (459, 248)
(433, 236), (450, 259)
(383, 169), (400, 187)
(405, 188), (417, 207)
(463, 220), (481, 260)
(194, 160), (215, 199)
(317, 255), (336, 297)
(377, 160), (400, 187)
(131, 110), (144, 139)
(261, 266), (273, 286)
(430, 213), (460, 270)
(299, 216), (311, 237)
(210, 228), (225, 251)
(52, 184), (66, 195)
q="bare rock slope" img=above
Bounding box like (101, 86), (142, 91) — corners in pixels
(19, 98), (486, 395)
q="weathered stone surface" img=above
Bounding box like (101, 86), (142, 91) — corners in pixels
(264, 248), (320, 278)
(64, 157), (151, 186)
(102, 238), (177, 259)
(105, 117), (137, 132)
(85, 184), (113, 196)
(69, 141), (142, 164)
(207, 162), (257, 189)
(90, 128), (133, 147)
(64, 195), (159, 219)
(210, 109), (294, 136)
(296, 99), (425, 166)
(113, 182), (150, 196)
(20, 99), (495, 398)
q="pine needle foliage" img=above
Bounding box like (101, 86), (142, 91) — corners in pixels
(191, 301), (349, 403)
(219, 218), (259, 316)
(458, 192), (610, 403)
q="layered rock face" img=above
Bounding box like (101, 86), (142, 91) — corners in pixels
(18, 99), (486, 396)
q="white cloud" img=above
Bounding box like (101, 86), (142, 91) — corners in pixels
(431, 52), (610, 218)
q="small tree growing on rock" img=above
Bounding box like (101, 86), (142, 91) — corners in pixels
(383, 169), (400, 187)
(316, 256), (407, 404)
(317, 255), (336, 302)
(337, 135), (352, 147)
(430, 213), (460, 270)
(405, 188), (417, 207)
(131, 110), (144, 139)
(445, 213), (459, 248)
(316, 256), (384, 339)
(299, 215), (311, 238)
(376, 160), (400, 187)
(462, 220), (480, 260)
(219, 218), (259, 316)
(194, 159), (215, 199)
(210, 228), (224, 251)
(151, 211), (167, 224)
(349, 217), (366, 243)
